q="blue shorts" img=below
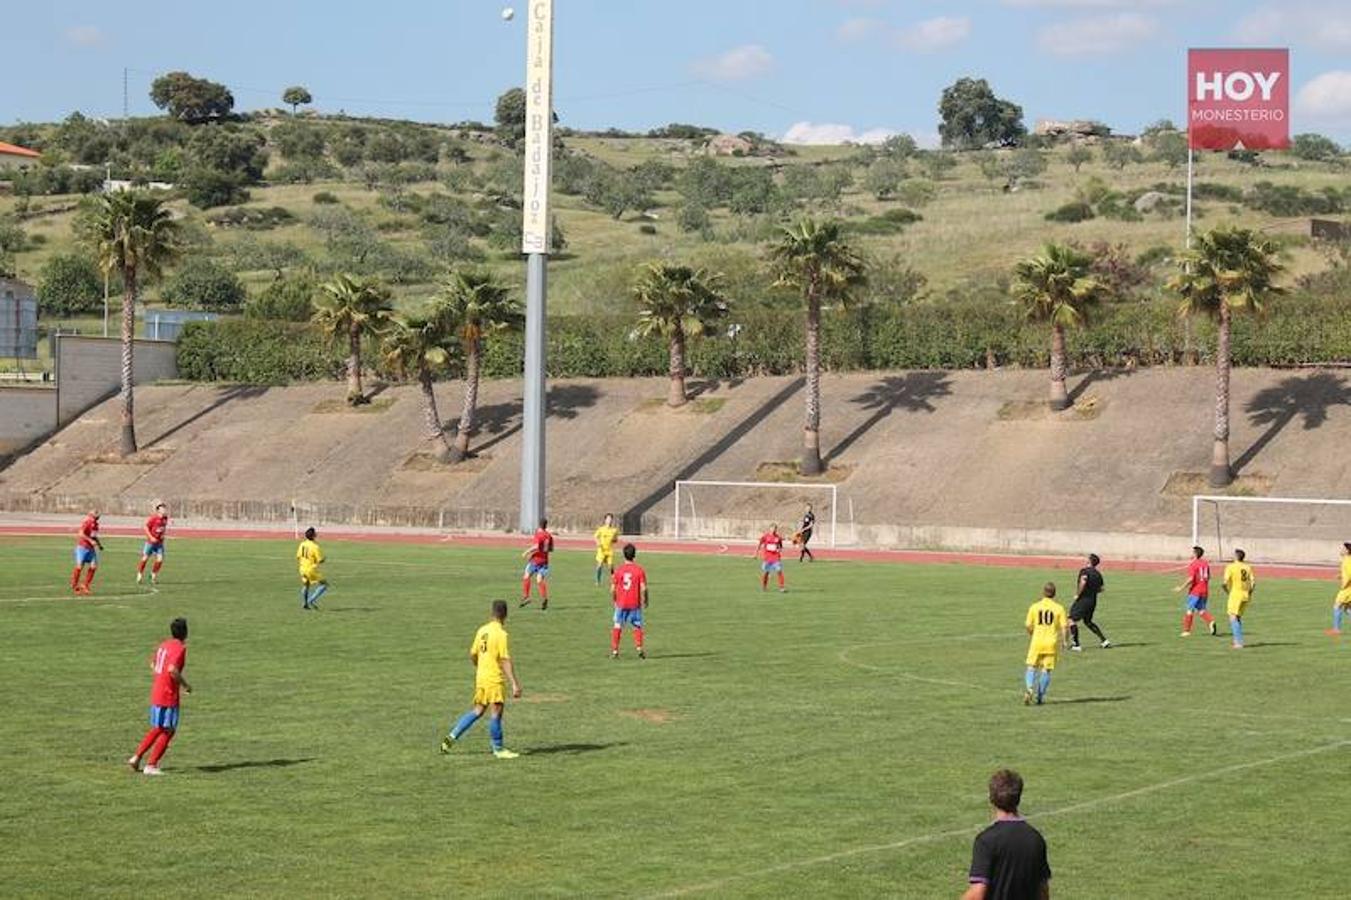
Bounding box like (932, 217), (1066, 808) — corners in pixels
(525, 561), (550, 578)
(74, 546), (97, 566)
(761, 560), (783, 574)
(149, 705), (180, 730)
(1186, 594), (1209, 612)
(143, 542), (165, 557)
(613, 607), (644, 628)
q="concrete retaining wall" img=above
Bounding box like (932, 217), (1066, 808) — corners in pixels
(55, 335), (178, 425)
(0, 385), (57, 454)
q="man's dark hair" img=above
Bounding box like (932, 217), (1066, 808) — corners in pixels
(622, 543), (637, 561)
(988, 769), (1023, 813)
(492, 599), (508, 621)
(1043, 582), (1056, 598)
(305, 527), (316, 541)
(539, 517), (548, 529)
(1234, 548), (1246, 561)
(1087, 553), (1100, 567)
(1344, 541), (1350, 553)
(1193, 545), (1205, 558)
(170, 617), (188, 641)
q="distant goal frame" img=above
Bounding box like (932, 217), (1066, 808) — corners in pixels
(1191, 494), (1351, 557)
(673, 480), (838, 548)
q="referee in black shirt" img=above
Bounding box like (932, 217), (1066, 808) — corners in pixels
(797, 504), (816, 562)
(1069, 553), (1111, 651)
(964, 769), (1052, 900)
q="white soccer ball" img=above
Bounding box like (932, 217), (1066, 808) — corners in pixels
(501, 7), (515, 21)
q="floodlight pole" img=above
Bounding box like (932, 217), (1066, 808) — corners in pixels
(518, 0), (555, 532)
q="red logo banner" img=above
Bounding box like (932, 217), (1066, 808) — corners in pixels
(1187, 48), (1290, 151)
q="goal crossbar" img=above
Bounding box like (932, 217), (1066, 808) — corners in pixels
(674, 480), (838, 548)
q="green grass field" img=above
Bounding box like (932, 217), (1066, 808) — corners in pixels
(2, 535), (1347, 897)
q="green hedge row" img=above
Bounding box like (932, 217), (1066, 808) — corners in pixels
(177, 295), (1351, 385)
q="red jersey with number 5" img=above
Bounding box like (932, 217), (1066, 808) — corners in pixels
(613, 561), (647, 610)
(150, 638), (187, 707)
(1187, 558), (1211, 597)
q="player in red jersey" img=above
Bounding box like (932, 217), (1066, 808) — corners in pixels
(128, 617), (192, 776)
(137, 501), (170, 586)
(71, 509), (104, 594)
(757, 524), (787, 593)
(610, 543), (649, 659)
(519, 517), (554, 610)
(1175, 545), (1217, 637)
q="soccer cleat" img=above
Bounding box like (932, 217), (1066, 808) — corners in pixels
(439, 734), (455, 755)
(610, 650), (619, 659)
(1070, 645), (1083, 652)
(127, 756), (141, 772)
(136, 572), (143, 584)
(151, 575), (159, 586)
(1231, 643), (1244, 650)
(492, 748), (520, 760)
(1208, 621), (1218, 636)
(142, 765), (164, 776)
(1179, 631), (1192, 638)
(518, 598), (532, 608)
(1325, 628), (1343, 636)
(1022, 688), (1034, 706)
(637, 649), (646, 660)
(1101, 640), (1112, 649)
(779, 587), (788, 594)
(1035, 695), (1045, 706)
(541, 598), (549, 611)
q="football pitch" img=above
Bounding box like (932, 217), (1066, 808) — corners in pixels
(2, 534), (1347, 898)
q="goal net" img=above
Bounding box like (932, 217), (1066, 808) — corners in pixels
(1192, 495), (1351, 566)
(673, 480), (840, 548)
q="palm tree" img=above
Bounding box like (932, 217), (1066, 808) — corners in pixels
(312, 274), (394, 405)
(1169, 227), (1284, 486)
(1011, 243), (1107, 411)
(438, 270), (522, 462)
(380, 311), (458, 461)
(79, 190), (181, 456)
(768, 218), (866, 475)
(631, 263), (730, 408)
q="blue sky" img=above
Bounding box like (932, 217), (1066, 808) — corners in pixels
(7, 1), (1351, 144)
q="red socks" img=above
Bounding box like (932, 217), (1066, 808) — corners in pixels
(1199, 611), (1215, 625)
(137, 558), (148, 574)
(148, 729), (175, 765)
(539, 581), (549, 600)
(777, 573), (785, 588)
(83, 568), (96, 589)
(633, 627), (644, 652)
(135, 727), (163, 760)
(1182, 612), (1195, 633)
(611, 627), (622, 652)
(522, 577), (532, 598)
(70, 567), (81, 589)
(760, 574), (769, 589)
(152, 561), (162, 575)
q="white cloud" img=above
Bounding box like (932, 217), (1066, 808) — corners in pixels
(64, 25), (105, 47)
(691, 44), (773, 81)
(896, 16), (972, 52)
(782, 122), (901, 145)
(836, 17), (883, 42)
(1037, 13), (1158, 56)
(1234, 5), (1351, 53)
(1295, 71), (1351, 123)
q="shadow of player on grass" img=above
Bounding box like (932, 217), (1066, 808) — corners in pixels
(195, 757), (317, 774)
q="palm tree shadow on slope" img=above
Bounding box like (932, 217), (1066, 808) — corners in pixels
(1066, 367), (1136, 404)
(449, 383), (601, 457)
(1233, 373), (1351, 475)
(825, 372), (953, 464)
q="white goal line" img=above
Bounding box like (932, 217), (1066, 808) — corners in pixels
(1191, 494), (1351, 547)
(673, 480), (838, 548)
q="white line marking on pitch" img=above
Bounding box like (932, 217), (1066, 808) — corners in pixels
(648, 739), (1351, 898)
(0, 593), (147, 605)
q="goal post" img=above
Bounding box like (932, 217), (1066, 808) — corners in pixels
(1191, 494), (1351, 566)
(673, 480), (838, 548)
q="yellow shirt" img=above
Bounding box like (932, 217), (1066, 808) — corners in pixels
(471, 619), (511, 689)
(1223, 561), (1255, 601)
(1025, 597), (1067, 656)
(1341, 556), (1351, 592)
(595, 525), (620, 554)
(296, 539), (324, 572)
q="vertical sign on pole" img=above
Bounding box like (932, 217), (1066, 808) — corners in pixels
(1185, 48), (1290, 244)
(519, 0), (555, 532)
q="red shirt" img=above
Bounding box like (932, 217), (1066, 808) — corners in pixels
(759, 532), (784, 563)
(530, 529), (554, 566)
(1187, 558), (1211, 597)
(145, 513), (169, 543)
(150, 638), (187, 707)
(77, 515), (99, 550)
(613, 561), (647, 610)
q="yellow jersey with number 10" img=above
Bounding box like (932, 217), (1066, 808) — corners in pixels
(1025, 597), (1067, 657)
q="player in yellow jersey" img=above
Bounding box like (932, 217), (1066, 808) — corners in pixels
(295, 527), (327, 610)
(1328, 542), (1351, 636)
(1024, 583), (1068, 706)
(594, 513), (620, 586)
(441, 600), (523, 759)
(1222, 549), (1255, 649)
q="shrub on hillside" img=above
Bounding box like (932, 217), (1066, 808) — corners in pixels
(245, 271), (319, 322)
(160, 258), (247, 311)
(1045, 201), (1095, 223)
(312, 190), (340, 205)
(176, 318), (345, 383)
(205, 205), (297, 230)
(37, 253), (107, 317)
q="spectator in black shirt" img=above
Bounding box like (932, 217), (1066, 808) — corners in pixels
(1069, 553), (1111, 651)
(964, 769), (1051, 900)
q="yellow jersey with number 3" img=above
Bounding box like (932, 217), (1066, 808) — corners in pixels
(1223, 561), (1255, 602)
(471, 620), (511, 689)
(1025, 597), (1067, 657)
